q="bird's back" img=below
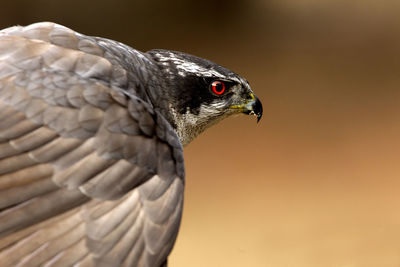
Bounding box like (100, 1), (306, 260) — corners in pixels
(0, 22), (184, 267)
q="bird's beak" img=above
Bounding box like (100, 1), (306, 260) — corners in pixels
(243, 95), (263, 123)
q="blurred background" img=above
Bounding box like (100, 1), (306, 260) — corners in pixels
(2, 1), (400, 266)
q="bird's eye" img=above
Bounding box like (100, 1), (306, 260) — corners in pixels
(210, 81), (226, 95)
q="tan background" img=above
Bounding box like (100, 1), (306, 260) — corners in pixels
(2, 1), (400, 266)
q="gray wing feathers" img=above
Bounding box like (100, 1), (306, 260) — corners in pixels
(83, 178), (183, 267)
(0, 22), (184, 267)
(0, 208), (87, 266)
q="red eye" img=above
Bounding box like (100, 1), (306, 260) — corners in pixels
(211, 81), (226, 95)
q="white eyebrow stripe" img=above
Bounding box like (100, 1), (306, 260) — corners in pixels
(176, 61), (223, 77)
(156, 52), (227, 78)
(154, 52), (243, 86)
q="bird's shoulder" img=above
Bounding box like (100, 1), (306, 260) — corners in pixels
(0, 22), (159, 104)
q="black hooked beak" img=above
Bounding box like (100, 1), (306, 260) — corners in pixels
(243, 95), (263, 123)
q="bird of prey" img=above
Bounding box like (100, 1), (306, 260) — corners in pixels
(0, 22), (262, 267)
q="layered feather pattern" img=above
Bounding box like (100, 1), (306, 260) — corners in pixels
(0, 22), (184, 267)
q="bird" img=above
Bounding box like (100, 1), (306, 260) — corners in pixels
(0, 22), (262, 267)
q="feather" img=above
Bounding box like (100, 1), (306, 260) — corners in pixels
(52, 138), (95, 170)
(75, 53), (112, 80)
(0, 153), (37, 176)
(29, 137), (83, 163)
(0, 22), (187, 267)
(78, 38), (104, 57)
(0, 208), (77, 250)
(48, 24), (79, 50)
(9, 126), (58, 152)
(53, 152), (114, 188)
(0, 106), (26, 129)
(14, 222), (85, 267)
(78, 105), (104, 132)
(0, 208), (83, 266)
(85, 190), (141, 240)
(0, 142), (19, 159)
(0, 164), (52, 190)
(42, 238), (88, 266)
(95, 213), (144, 267)
(0, 188), (88, 236)
(82, 82), (113, 110)
(141, 177), (183, 224)
(85, 192), (142, 257)
(0, 176), (57, 209)
(142, 195), (182, 256)
(79, 161), (149, 200)
(0, 119), (40, 142)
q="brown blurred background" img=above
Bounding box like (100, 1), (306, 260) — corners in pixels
(2, 1), (400, 266)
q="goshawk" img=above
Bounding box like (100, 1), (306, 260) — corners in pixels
(0, 22), (262, 267)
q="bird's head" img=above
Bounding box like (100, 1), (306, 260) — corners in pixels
(147, 49), (263, 146)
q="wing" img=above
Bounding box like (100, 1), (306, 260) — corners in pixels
(0, 22), (184, 267)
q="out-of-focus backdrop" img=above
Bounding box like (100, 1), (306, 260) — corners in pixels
(2, 1), (400, 266)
